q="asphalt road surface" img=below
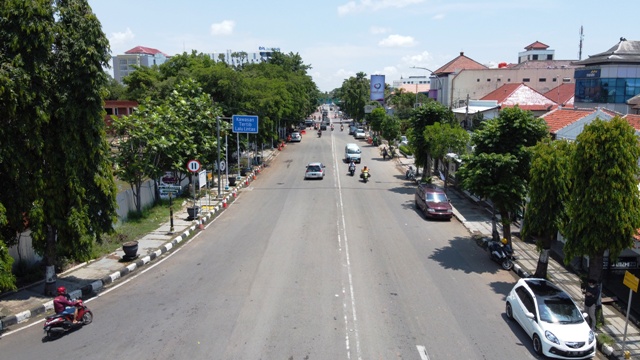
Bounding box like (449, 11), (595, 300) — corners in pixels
(1, 112), (542, 359)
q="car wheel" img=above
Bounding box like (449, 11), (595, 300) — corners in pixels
(505, 302), (513, 319)
(532, 334), (543, 356)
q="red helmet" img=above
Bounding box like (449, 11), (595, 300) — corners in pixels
(57, 286), (66, 295)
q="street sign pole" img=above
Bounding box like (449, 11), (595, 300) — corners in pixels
(217, 116), (221, 199)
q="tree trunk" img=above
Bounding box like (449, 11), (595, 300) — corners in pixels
(500, 210), (512, 245)
(588, 252), (604, 283)
(135, 180), (142, 214)
(43, 225), (57, 296)
(533, 235), (552, 278)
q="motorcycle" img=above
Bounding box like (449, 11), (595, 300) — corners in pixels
(405, 165), (416, 181)
(44, 299), (93, 340)
(340, 125), (344, 131)
(331, 125), (334, 131)
(360, 171), (370, 183)
(317, 131), (322, 138)
(487, 240), (515, 270)
(348, 164), (356, 176)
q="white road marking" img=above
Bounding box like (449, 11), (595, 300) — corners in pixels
(417, 345), (431, 360)
(331, 133), (362, 360)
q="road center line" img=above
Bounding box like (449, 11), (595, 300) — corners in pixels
(331, 131), (362, 360)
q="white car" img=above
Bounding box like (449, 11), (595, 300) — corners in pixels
(399, 135), (408, 146)
(304, 162), (325, 180)
(354, 129), (366, 139)
(505, 278), (596, 359)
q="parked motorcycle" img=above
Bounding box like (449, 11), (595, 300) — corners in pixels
(487, 239), (515, 270)
(348, 164), (356, 176)
(44, 299), (93, 340)
(405, 165), (416, 181)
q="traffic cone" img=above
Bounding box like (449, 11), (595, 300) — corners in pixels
(233, 190), (237, 198)
(253, 173), (257, 180)
(222, 199), (227, 208)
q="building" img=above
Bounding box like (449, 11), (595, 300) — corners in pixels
(480, 83), (557, 117)
(206, 47), (279, 66)
(104, 100), (138, 128)
(573, 38), (640, 114)
(431, 42), (577, 109)
(391, 75), (431, 95)
(113, 46), (169, 84)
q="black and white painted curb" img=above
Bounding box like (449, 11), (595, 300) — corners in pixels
(0, 165), (270, 331)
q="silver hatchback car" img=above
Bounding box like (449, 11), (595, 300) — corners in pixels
(305, 162), (325, 180)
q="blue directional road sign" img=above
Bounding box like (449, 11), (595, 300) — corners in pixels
(232, 115), (259, 134)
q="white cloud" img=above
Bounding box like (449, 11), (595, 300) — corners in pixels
(370, 26), (390, 35)
(379, 35), (416, 47)
(211, 20), (235, 36)
(432, 13), (445, 20)
(401, 51), (433, 66)
(338, 0), (424, 16)
(109, 27), (134, 46)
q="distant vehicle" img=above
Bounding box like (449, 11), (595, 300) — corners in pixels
(290, 132), (302, 142)
(354, 129), (366, 139)
(506, 278), (596, 359)
(400, 135), (408, 146)
(305, 162), (325, 180)
(320, 123), (327, 130)
(344, 143), (361, 163)
(348, 125), (357, 135)
(305, 119), (314, 127)
(414, 183), (453, 220)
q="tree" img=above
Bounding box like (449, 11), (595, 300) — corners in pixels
(338, 72), (369, 122)
(381, 116), (401, 147)
(0, 0), (55, 290)
(423, 122), (470, 188)
(26, 0), (118, 295)
(368, 107), (387, 133)
(457, 106), (548, 246)
(105, 74), (126, 100)
(522, 139), (573, 278)
(562, 117), (640, 283)
(408, 101), (456, 178)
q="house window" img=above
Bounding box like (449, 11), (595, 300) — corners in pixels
(539, 78), (546, 82)
(508, 78), (511, 82)
(497, 78), (502, 82)
(487, 78), (491, 82)
(552, 78), (557, 82)
(563, 78), (571, 83)
(547, 55), (553, 60)
(532, 55), (538, 60)
(523, 78), (530, 82)
(477, 79), (480, 82)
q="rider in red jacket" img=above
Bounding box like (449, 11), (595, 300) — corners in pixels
(53, 286), (79, 324)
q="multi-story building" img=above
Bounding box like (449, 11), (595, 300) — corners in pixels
(113, 46), (169, 83)
(431, 42), (578, 109)
(206, 47), (279, 66)
(573, 38), (640, 114)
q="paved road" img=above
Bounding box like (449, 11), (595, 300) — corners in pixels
(0, 110), (539, 359)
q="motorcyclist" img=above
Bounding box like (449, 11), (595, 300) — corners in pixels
(382, 147), (388, 160)
(317, 129), (322, 137)
(360, 165), (370, 178)
(331, 124), (334, 131)
(53, 286), (79, 324)
(340, 124), (344, 131)
(348, 160), (356, 173)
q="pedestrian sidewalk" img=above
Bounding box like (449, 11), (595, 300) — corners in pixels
(0, 148), (281, 333)
(396, 156), (639, 359)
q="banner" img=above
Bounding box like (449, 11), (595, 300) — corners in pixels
(370, 74), (385, 102)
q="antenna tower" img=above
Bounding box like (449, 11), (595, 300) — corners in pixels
(578, 26), (584, 60)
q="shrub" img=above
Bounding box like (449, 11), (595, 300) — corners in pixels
(399, 144), (413, 156)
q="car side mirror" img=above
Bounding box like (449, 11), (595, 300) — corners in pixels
(524, 311), (535, 320)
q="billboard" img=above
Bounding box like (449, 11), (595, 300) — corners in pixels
(370, 74), (385, 102)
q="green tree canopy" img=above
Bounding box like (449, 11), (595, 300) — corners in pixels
(562, 117), (640, 282)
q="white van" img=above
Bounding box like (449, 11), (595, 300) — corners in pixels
(345, 143), (361, 163)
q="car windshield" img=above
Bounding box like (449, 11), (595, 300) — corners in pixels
(347, 149), (360, 154)
(426, 193), (448, 202)
(307, 165), (321, 172)
(538, 298), (584, 324)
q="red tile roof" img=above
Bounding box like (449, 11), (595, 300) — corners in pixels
(481, 83), (556, 111)
(540, 108), (596, 133)
(524, 41), (550, 50)
(544, 83), (575, 107)
(434, 52), (487, 75)
(623, 114), (640, 131)
(125, 46), (167, 56)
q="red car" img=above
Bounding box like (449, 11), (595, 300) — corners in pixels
(414, 183), (453, 220)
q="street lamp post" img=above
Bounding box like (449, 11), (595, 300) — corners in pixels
(411, 66), (437, 103)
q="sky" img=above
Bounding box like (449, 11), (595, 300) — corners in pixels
(88, 0), (639, 93)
